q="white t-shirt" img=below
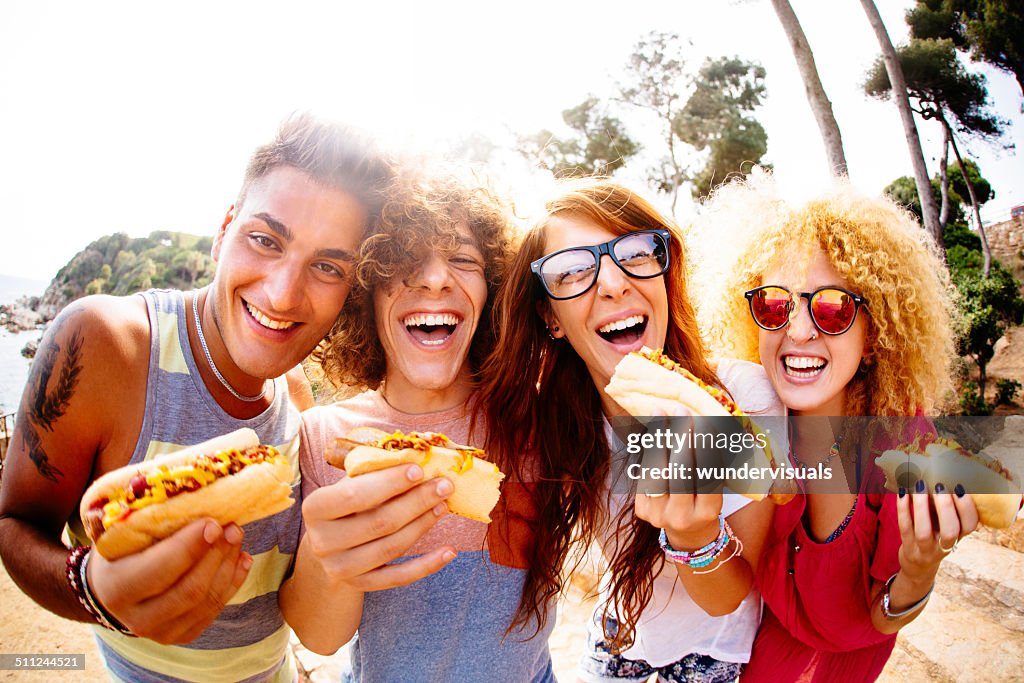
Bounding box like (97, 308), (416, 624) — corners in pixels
(597, 358), (786, 667)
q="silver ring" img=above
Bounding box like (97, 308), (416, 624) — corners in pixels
(644, 492), (668, 498)
(939, 538), (958, 554)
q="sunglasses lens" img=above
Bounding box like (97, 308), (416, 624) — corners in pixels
(539, 249), (597, 299)
(811, 288), (857, 334)
(612, 232), (669, 277)
(750, 287), (791, 329)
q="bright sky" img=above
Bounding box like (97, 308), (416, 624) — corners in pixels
(1, 0), (1021, 281)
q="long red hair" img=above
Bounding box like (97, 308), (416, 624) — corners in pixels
(479, 179), (719, 648)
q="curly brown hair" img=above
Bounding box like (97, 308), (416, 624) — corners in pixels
(313, 162), (515, 394)
(692, 175), (957, 415)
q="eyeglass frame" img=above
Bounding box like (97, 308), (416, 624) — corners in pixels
(530, 228), (673, 301)
(743, 285), (869, 336)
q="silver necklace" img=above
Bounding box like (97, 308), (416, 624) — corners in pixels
(192, 292), (269, 402)
(791, 434), (843, 470)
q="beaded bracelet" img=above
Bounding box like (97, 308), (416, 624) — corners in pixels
(66, 546), (134, 636)
(659, 516), (737, 570)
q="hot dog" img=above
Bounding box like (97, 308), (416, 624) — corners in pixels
(606, 346), (795, 503)
(81, 428), (294, 559)
(328, 428), (504, 523)
(876, 434), (1022, 528)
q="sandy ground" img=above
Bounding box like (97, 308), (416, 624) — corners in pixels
(0, 556), (105, 682)
(0, 551), (597, 683)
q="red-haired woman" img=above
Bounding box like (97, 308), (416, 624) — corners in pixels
(481, 178), (779, 683)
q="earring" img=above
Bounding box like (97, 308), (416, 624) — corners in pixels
(547, 324), (559, 340)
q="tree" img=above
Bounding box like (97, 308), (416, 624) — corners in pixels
(865, 37), (1007, 274)
(954, 264), (1024, 402)
(859, 0), (943, 245)
(907, 0), (1024, 96)
(516, 96), (640, 177)
(674, 57), (769, 199)
(618, 32), (691, 216)
(768, 0), (848, 175)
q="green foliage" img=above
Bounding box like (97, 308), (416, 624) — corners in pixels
(953, 262), (1024, 398)
(906, 0), (1024, 94)
(619, 31), (691, 203)
(948, 158), (993, 205)
(946, 244), (983, 273)
(519, 33), (770, 208)
(959, 381), (993, 415)
(46, 231), (217, 309)
(944, 222), (982, 252)
(995, 378), (1022, 405)
(516, 96), (641, 177)
(864, 38), (1005, 140)
(674, 57), (769, 199)
(884, 175), (964, 224)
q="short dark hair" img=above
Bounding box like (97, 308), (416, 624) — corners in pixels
(237, 112), (392, 216)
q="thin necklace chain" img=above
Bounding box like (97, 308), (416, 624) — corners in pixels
(192, 292), (268, 402)
(791, 434), (843, 469)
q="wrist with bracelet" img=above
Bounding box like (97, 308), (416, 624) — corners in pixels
(881, 571), (933, 620)
(66, 546), (135, 636)
(659, 515), (743, 574)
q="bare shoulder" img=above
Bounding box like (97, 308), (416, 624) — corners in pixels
(6, 296), (151, 486)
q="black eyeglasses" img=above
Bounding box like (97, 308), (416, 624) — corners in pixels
(530, 229), (672, 300)
(744, 285), (868, 335)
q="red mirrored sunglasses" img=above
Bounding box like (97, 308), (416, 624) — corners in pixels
(744, 285), (868, 336)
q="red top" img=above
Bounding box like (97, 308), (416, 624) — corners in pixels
(741, 441), (906, 682)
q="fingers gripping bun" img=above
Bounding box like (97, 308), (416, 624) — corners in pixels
(876, 438), (1022, 529)
(332, 429), (505, 523)
(81, 428), (295, 559)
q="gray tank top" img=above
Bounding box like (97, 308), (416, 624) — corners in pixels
(92, 288), (302, 683)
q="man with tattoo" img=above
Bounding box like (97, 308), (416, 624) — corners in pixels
(0, 114), (390, 683)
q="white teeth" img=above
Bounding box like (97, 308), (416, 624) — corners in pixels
(402, 313), (461, 327)
(245, 302), (296, 330)
(785, 356), (826, 370)
(598, 315), (645, 334)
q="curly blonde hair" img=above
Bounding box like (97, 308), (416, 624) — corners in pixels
(312, 161), (515, 394)
(693, 176), (957, 415)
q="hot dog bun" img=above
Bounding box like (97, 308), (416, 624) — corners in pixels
(607, 348), (734, 418)
(876, 436), (1022, 528)
(81, 428), (294, 559)
(329, 428), (504, 523)
(606, 347), (794, 503)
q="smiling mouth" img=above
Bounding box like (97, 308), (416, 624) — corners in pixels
(783, 355), (826, 378)
(403, 313), (462, 347)
(244, 300), (297, 331)
(597, 314), (647, 345)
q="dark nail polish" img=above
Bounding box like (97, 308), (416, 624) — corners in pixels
(955, 484), (965, 498)
(915, 479), (925, 494)
(898, 487), (907, 498)
(935, 483), (945, 494)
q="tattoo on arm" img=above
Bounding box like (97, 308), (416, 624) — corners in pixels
(18, 311), (84, 482)
(30, 331), (83, 432)
(16, 413), (63, 483)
